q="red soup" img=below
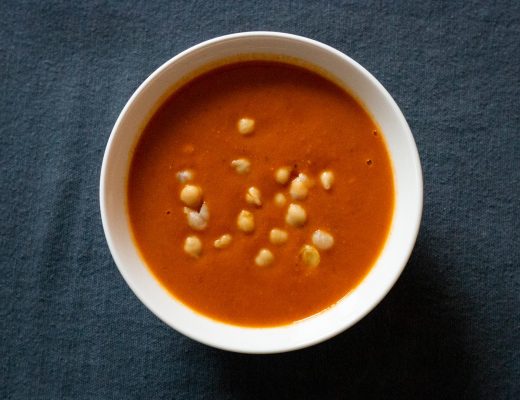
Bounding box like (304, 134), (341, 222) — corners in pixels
(127, 61), (394, 327)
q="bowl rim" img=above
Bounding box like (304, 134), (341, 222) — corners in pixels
(100, 31), (423, 353)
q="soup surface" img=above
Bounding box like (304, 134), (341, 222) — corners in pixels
(127, 61), (394, 327)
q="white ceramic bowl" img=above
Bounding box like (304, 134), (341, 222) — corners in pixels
(100, 32), (423, 353)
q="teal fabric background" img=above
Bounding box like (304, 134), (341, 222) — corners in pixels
(1, 1), (518, 398)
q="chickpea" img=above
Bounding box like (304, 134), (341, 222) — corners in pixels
(245, 186), (262, 207)
(312, 229), (334, 250)
(237, 118), (255, 135)
(274, 167), (291, 185)
(274, 192), (287, 207)
(300, 244), (320, 267)
(269, 228), (288, 245)
(237, 210), (255, 233)
(184, 235), (202, 258)
(214, 234), (232, 249)
(320, 170), (334, 190)
(176, 169), (194, 183)
(289, 177), (308, 200)
(231, 158), (251, 174)
(285, 203), (307, 227)
(255, 248), (274, 267)
(180, 184), (203, 208)
(184, 202), (209, 231)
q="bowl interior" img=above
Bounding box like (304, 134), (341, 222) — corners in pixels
(100, 32), (422, 353)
